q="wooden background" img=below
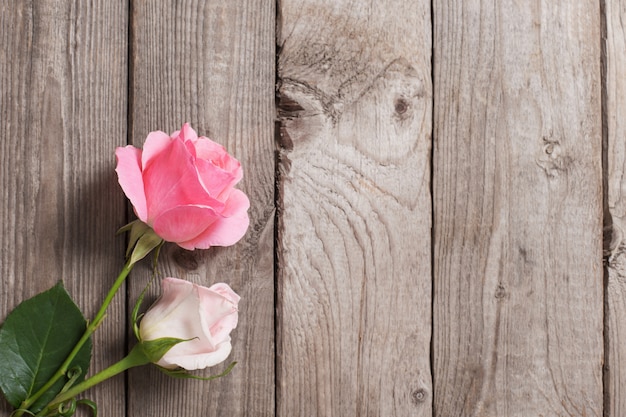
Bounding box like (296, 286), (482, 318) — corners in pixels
(0, 1), (620, 416)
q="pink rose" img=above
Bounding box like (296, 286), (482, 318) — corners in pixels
(115, 123), (250, 250)
(139, 277), (240, 370)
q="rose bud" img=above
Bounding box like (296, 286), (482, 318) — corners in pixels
(139, 277), (239, 370)
(115, 123), (250, 250)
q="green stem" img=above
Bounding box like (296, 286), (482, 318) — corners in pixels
(36, 344), (150, 416)
(16, 259), (134, 415)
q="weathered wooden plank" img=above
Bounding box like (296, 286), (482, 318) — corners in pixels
(0, 0), (128, 415)
(605, 0), (626, 414)
(127, 1), (275, 416)
(276, 1), (432, 415)
(433, 2), (603, 416)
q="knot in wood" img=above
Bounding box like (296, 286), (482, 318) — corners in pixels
(394, 98), (409, 114)
(411, 388), (427, 404)
(536, 136), (571, 178)
(173, 247), (200, 270)
(495, 284), (507, 299)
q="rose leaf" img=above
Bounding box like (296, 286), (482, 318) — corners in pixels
(0, 281), (92, 413)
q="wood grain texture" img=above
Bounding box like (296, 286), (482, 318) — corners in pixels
(433, 2), (604, 416)
(127, 1), (276, 416)
(605, 0), (626, 414)
(0, 1), (128, 415)
(276, 1), (432, 415)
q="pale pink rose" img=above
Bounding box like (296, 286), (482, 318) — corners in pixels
(115, 123), (250, 250)
(140, 277), (240, 370)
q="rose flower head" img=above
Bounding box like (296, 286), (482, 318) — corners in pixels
(139, 277), (240, 370)
(115, 123), (250, 250)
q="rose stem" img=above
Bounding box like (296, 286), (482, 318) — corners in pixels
(16, 259), (134, 415)
(35, 343), (151, 416)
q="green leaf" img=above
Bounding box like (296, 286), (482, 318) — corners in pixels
(0, 282), (92, 413)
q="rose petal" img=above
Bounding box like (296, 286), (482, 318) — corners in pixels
(195, 158), (239, 199)
(115, 146), (148, 222)
(141, 130), (172, 170)
(171, 122), (198, 143)
(199, 283), (239, 343)
(158, 285), (236, 369)
(152, 205), (220, 247)
(208, 312), (238, 344)
(140, 278), (239, 371)
(194, 138), (243, 184)
(161, 340), (233, 370)
(140, 278), (198, 341)
(220, 188), (250, 216)
(208, 283), (241, 304)
(143, 138), (224, 222)
(178, 189), (250, 249)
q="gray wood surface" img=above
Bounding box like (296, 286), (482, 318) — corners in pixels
(0, 1), (620, 416)
(126, 1), (276, 416)
(432, 2), (604, 416)
(605, 0), (626, 414)
(276, 0), (433, 415)
(0, 1), (128, 415)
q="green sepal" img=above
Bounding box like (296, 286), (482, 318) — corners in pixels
(118, 220), (149, 257)
(0, 282), (91, 413)
(159, 361), (237, 381)
(116, 220), (137, 236)
(140, 338), (191, 364)
(118, 220), (164, 267)
(130, 230), (163, 266)
(131, 274), (160, 342)
(131, 305), (145, 342)
(131, 287), (148, 341)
